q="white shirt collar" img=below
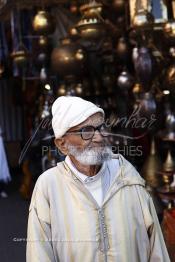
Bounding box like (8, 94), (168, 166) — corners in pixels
(65, 155), (106, 184)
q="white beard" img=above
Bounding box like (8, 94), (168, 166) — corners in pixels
(67, 144), (113, 165)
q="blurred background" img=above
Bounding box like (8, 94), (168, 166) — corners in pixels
(0, 0), (175, 261)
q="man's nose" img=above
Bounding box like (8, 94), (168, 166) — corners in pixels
(92, 130), (103, 142)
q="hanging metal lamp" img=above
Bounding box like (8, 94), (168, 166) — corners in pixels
(76, 1), (106, 42)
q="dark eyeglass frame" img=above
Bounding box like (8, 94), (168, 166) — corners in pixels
(65, 123), (110, 140)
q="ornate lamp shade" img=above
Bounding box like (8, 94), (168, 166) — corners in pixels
(76, 1), (106, 42)
(33, 10), (56, 35)
(51, 38), (86, 76)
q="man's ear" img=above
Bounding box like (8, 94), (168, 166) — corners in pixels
(54, 137), (68, 155)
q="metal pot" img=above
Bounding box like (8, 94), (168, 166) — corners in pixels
(51, 38), (86, 76)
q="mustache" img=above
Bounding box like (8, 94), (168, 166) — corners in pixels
(88, 142), (106, 148)
(65, 138), (110, 152)
(66, 144), (109, 153)
(88, 140), (109, 147)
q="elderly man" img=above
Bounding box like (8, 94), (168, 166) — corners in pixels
(27, 96), (170, 262)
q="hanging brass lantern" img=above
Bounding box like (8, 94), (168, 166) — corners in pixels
(80, 1), (102, 16)
(11, 44), (29, 67)
(33, 10), (56, 35)
(51, 38), (86, 76)
(141, 138), (162, 188)
(76, 1), (106, 42)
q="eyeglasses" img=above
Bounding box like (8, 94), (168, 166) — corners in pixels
(66, 123), (110, 140)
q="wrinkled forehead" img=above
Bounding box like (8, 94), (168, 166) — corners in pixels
(69, 112), (104, 131)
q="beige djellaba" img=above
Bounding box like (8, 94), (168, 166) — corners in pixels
(26, 154), (170, 262)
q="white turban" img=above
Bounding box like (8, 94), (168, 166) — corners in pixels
(52, 96), (104, 139)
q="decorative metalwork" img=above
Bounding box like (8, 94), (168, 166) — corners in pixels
(33, 10), (56, 35)
(51, 37), (86, 76)
(141, 138), (162, 188)
(76, 0), (106, 42)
